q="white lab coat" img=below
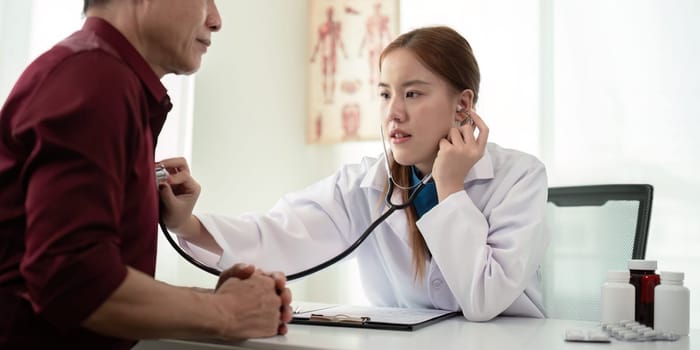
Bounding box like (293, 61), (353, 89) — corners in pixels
(183, 142), (549, 321)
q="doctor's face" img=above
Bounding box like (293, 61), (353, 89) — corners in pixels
(139, 0), (222, 77)
(379, 48), (460, 175)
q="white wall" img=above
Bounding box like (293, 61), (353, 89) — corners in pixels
(0, 0), (52, 102)
(0, 1), (25, 100)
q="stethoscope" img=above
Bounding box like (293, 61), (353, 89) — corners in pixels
(158, 125), (432, 280)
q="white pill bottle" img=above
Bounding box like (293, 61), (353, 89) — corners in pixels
(654, 271), (690, 336)
(600, 270), (635, 324)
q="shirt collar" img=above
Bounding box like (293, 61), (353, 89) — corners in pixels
(409, 165), (430, 186)
(83, 17), (168, 105)
(465, 147), (495, 182)
(409, 166), (438, 218)
(361, 147), (495, 191)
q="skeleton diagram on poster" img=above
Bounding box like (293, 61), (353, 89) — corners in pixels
(308, 0), (399, 143)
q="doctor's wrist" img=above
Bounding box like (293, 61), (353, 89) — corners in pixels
(436, 184), (465, 202)
(168, 215), (202, 239)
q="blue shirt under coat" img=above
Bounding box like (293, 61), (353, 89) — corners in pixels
(410, 166), (438, 219)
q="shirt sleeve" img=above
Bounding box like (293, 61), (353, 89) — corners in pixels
(188, 162), (375, 275)
(418, 155), (549, 321)
(18, 52), (139, 329)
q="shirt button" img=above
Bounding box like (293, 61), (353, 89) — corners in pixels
(431, 279), (443, 289)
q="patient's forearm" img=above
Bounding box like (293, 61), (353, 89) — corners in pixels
(83, 267), (223, 340)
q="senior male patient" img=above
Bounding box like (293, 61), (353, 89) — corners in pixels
(0, 0), (292, 348)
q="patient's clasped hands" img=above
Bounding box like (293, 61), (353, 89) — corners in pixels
(213, 263), (293, 338)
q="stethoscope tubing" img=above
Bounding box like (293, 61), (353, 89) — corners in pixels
(159, 178), (427, 280)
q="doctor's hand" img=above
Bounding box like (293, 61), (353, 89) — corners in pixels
(433, 110), (489, 202)
(157, 157), (201, 233)
(214, 264), (293, 337)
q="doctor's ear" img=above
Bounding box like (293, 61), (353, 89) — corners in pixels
(458, 89), (475, 111)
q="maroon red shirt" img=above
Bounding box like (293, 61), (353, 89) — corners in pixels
(0, 17), (171, 349)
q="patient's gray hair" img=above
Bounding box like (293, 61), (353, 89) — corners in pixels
(83, 0), (110, 14)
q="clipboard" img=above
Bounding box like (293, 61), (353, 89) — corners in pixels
(291, 302), (461, 331)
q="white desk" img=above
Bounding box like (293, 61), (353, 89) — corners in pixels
(133, 317), (697, 350)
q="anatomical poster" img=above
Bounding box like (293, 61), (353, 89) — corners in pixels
(307, 0), (400, 143)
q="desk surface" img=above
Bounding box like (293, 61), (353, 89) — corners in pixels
(133, 317), (697, 350)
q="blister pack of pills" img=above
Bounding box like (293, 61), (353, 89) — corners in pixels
(601, 320), (681, 342)
(564, 329), (611, 343)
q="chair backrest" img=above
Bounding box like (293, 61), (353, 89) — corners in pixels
(542, 184), (653, 321)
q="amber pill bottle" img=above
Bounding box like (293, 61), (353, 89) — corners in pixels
(628, 259), (660, 327)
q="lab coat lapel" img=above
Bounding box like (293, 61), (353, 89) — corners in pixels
(358, 149), (495, 246)
(359, 154), (387, 190)
(383, 190), (410, 245)
(385, 204), (409, 245)
(464, 148), (494, 182)
(360, 155), (411, 245)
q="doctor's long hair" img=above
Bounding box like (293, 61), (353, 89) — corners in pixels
(379, 26), (480, 281)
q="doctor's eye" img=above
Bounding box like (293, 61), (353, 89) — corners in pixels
(405, 91), (421, 98)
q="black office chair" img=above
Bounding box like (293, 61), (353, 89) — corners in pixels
(541, 184), (653, 321)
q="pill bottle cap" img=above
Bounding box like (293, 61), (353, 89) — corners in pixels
(607, 270), (630, 282)
(659, 271), (684, 283)
(628, 259), (657, 271)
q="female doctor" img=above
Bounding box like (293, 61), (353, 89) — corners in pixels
(159, 26), (549, 322)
